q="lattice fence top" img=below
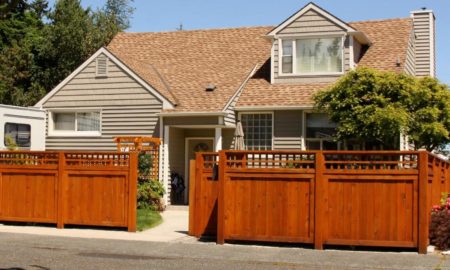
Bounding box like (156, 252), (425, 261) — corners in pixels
(114, 137), (161, 180)
(114, 137), (161, 152)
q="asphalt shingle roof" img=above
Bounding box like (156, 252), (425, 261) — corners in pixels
(107, 18), (412, 111)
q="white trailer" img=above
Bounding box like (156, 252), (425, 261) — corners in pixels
(0, 104), (46, 151)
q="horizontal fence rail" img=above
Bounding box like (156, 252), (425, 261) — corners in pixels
(0, 151), (138, 232)
(189, 150), (449, 254)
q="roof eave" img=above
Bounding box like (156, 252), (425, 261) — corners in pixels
(157, 111), (228, 117)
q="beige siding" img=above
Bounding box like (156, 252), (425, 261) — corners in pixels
(404, 31), (416, 76)
(412, 11), (434, 77)
(168, 127), (185, 178)
(43, 53), (163, 150)
(222, 129), (235, 149)
(353, 39), (363, 65)
(223, 92), (241, 127)
(163, 116), (219, 126)
(278, 10), (345, 35)
(167, 127), (185, 200)
(272, 9), (349, 84)
(273, 110), (303, 150)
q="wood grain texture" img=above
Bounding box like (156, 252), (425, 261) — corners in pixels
(0, 151), (137, 232)
(190, 150), (449, 254)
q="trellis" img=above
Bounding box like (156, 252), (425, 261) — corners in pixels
(114, 137), (161, 180)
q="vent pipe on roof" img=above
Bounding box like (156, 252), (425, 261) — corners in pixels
(206, 84), (216, 91)
(396, 56), (401, 67)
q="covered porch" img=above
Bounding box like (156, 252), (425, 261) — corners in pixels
(159, 113), (236, 205)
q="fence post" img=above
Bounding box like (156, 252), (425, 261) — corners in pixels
(217, 150), (226, 244)
(127, 152), (138, 232)
(56, 152), (65, 229)
(418, 151), (429, 254)
(188, 159), (196, 236)
(314, 151), (325, 250)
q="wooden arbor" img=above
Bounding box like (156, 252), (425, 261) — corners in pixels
(114, 137), (161, 180)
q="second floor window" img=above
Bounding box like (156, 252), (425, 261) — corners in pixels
(281, 37), (343, 75)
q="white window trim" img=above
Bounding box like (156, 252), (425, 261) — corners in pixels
(48, 110), (102, 137)
(278, 35), (345, 77)
(302, 111), (340, 151)
(238, 112), (274, 150)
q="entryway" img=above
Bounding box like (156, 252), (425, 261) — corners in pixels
(182, 138), (214, 204)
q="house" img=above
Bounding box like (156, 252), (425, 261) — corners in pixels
(0, 104), (46, 151)
(34, 2), (436, 205)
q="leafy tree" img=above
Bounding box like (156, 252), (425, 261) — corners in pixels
(36, 0), (133, 95)
(0, 0), (134, 106)
(103, 0), (134, 30)
(0, 0), (48, 106)
(407, 77), (450, 151)
(314, 67), (450, 151)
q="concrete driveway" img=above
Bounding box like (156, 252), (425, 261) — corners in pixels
(0, 206), (193, 243)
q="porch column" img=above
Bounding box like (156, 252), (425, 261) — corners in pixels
(163, 125), (170, 205)
(215, 127), (222, 152)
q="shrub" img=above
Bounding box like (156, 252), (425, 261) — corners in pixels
(137, 179), (165, 211)
(429, 192), (450, 251)
(137, 151), (165, 210)
(138, 152), (153, 177)
(4, 135), (18, 151)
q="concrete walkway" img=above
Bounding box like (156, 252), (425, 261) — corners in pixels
(0, 206), (195, 243)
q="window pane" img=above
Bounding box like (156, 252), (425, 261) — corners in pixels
(4, 123), (30, 147)
(296, 37), (342, 73)
(54, 113), (75, 131)
(241, 114), (272, 151)
(282, 40), (293, 73)
(77, 112), (100, 131)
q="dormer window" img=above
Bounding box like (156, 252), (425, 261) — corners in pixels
(280, 36), (344, 75)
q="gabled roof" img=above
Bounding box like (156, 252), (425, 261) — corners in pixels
(237, 18), (412, 108)
(350, 18), (412, 71)
(106, 17), (412, 112)
(108, 27), (272, 112)
(266, 2), (357, 37)
(35, 47), (174, 109)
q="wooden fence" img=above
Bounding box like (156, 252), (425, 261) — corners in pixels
(0, 151), (138, 232)
(189, 150), (450, 253)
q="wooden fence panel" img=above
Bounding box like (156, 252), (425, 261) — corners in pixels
(0, 171), (58, 223)
(322, 152), (419, 248)
(190, 150), (450, 253)
(220, 151), (316, 244)
(223, 170), (314, 243)
(189, 152), (219, 237)
(64, 172), (129, 227)
(324, 175), (417, 247)
(0, 151), (138, 231)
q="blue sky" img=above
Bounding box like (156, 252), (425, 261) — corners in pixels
(48, 0), (450, 84)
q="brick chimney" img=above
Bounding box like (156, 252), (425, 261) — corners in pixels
(411, 8), (436, 77)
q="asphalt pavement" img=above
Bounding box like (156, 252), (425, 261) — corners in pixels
(0, 232), (448, 270)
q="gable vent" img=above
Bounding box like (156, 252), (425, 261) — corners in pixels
(96, 55), (108, 77)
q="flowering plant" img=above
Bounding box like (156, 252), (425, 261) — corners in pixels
(429, 192), (450, 251)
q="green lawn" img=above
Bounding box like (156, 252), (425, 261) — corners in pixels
(137, 208), (162, 231)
